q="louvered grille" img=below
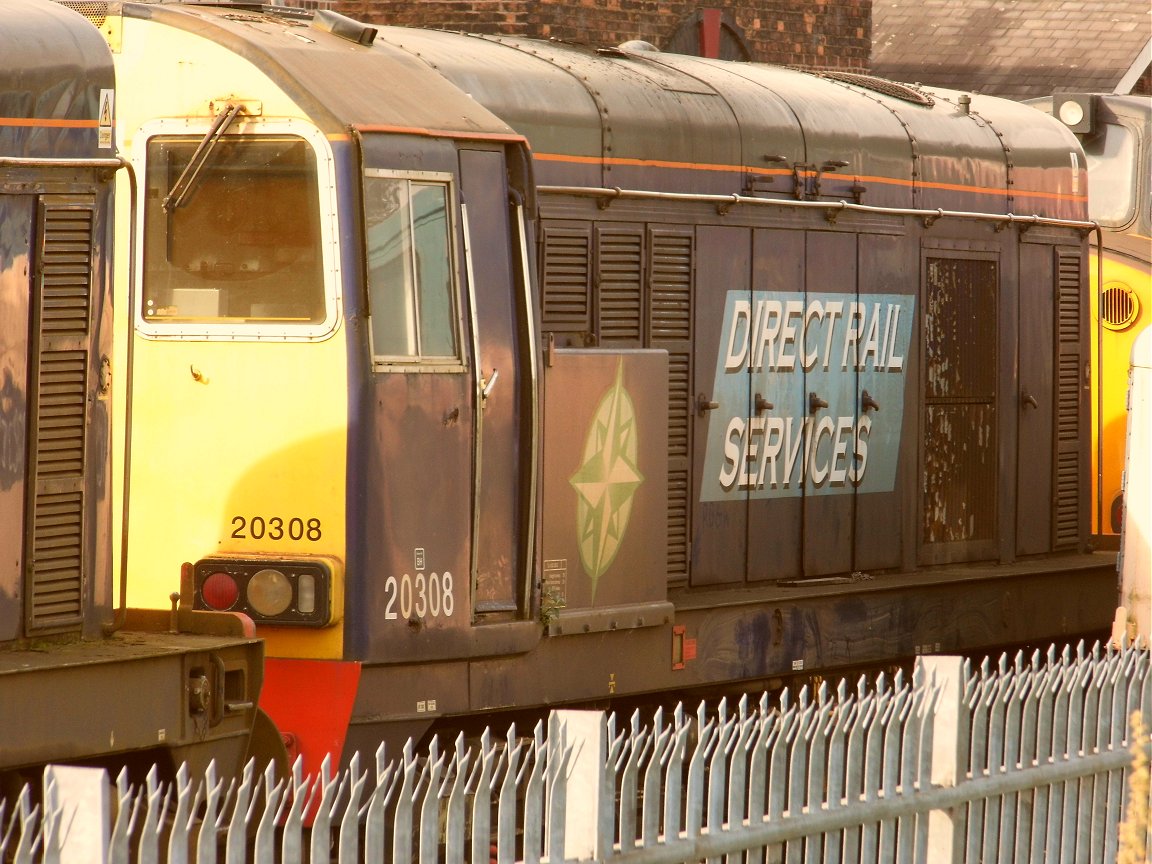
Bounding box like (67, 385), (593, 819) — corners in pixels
(664, 352), (691, 458)
(650, 233), (692, 342)
(542, 225), (591, 332)
(30, 491), (84, 622)
(597, 229), (643, 343)
(1057, 254), (1080, 341)
(1100, 285), (1138, 330)
(649, 230), (693, 584)
(1054, 249), (1082, 549)
(40, 211), (94, 335)
(27, 201), (94, 632)
(35, 351), (88, 476)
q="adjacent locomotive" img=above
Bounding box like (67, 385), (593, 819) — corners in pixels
(0, 0), (262, 789)
(1028, 93), (1151, 545)
(86, 2), (1117, 775)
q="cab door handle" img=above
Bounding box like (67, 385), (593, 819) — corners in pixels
(481, 368), (499, 401)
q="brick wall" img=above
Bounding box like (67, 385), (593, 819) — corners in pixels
(334, 0), (871, 70)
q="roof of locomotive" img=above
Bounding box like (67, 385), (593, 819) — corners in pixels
(1, 0), (115, 160)
(118, 3), (520, 140)
(376, 29), (1089, 220)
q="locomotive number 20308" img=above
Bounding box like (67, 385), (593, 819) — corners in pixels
(230, 515), (323, 541)
(384, 573), (456, 621)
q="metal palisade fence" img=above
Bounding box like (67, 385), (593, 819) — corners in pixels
(3, 642), (1150, 864)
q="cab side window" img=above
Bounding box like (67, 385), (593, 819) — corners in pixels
(363, 172), (459, 363)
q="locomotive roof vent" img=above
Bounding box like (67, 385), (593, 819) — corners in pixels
(311, 8), (377, 45)
(793, 69), (936, 108)
(54, 1), (109, 26)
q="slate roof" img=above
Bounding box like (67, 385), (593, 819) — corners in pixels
(871, 0), (1151, 100)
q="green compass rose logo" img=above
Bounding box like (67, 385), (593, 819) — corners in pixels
(569, 360), (644, 598)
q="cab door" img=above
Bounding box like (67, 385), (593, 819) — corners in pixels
(360, 136), (475, 651)
(459, 147), (526, 617)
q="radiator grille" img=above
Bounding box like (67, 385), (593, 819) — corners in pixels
(1054, 249), (1082, 549)
(26, 202), (94, 632)
(649, 229), (693, 583)
(541, 224), (591, 333)
(596, 228), (643, 343)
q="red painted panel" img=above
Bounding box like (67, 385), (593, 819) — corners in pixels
(259, 657), (361, 779)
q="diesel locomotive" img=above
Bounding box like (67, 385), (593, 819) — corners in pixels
(0, 0), (263, 790)
(70, 1), (1118, 776)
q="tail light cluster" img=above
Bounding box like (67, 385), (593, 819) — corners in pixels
(192, 558), (332, 627)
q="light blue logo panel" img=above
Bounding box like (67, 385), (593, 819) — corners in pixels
(700, 291), (915, 502)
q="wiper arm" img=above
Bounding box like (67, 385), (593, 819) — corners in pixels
(162, 102), (244, 212)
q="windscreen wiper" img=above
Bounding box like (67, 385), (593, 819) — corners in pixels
(162, 102), (244, 212)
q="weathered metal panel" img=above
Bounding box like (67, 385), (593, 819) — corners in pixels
(1017, 243), (1056, 555)
(921, 254), (999, 560)
(0, 197), (33, 643)
(692, 226), (750, 585)
(803, 231), (858, 578)
(125, 5), (520, 142)
(0, 630), (261, 775)
(539, 348), (668, 615)
(460, 146), (524, 616)
(747, 228), (804, 583)
(350, 133), (475, 660)
(855, 232), (918, 574)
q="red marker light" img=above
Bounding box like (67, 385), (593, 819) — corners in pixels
(202, 571), (239, 610)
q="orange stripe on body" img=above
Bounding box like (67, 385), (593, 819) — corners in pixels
(534, 152), (1088, 203)
(0, 117), (99, 129)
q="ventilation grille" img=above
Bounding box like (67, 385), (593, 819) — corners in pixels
(649, 230), (693, 583)
(27, 202), (94, 632)
(1054, 249), (1082, 549)
(542, 225), (591, 333)
(596, 228), (643, 343)
(796, 69), (936, 106)
(1101, 285), (1139, 330)
(30, 491), (85, 628)
(649, 232), (693, 343)
(55, 1), (108, 26)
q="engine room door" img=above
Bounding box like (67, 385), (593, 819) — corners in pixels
(691, 225), (749, 585)
(1016, 243), (1055, 554)
(919, 249), (1000, 565)
(802, 231), (856, 577)
(459, 148), (524, 616)
(746, 228), (803, 582)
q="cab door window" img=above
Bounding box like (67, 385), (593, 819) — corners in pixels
(363, 171), (459, 364)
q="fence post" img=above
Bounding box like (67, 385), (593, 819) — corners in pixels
(920, 655), (966, 863)
(42, 765), (109, 864)
(552, 709), (607, 861)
